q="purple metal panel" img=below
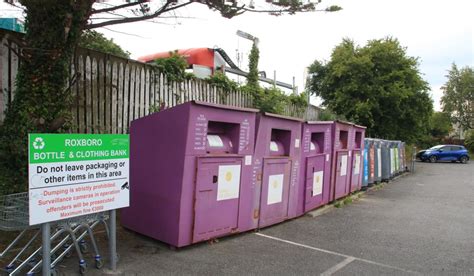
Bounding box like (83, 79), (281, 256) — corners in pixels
(334, 151), (350, 199)
(349, 124), (366, 192)
(258, 158), (291, 228)
(304, 155), (326, 211)
(350, 150), (362, 192)
(185, 104), (255, 156)
(330, 121), (353, 201)
(299, 122), (333, 214)
(252, 113), (302, 228)
(121, 103), (190, 246)
(193, 157), (242, 243)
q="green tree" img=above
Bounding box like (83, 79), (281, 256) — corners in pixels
(247, 42), (260, 89)
(241, 41), (308, 114)
(441, 64), (474, 131)
(79, 30), (130, 58)
(0, 0), (339, 194)
(430, 112), (452, 139)
(306, 38), (433, 143)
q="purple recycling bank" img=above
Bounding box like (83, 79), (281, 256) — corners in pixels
(251, 113), (302, 228)
(329, 121), (353, 201)
(349, 124), (366, 193)
(121, 101), (258, 247)
(298, 121), (333, 214)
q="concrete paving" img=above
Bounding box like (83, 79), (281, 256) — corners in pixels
(58, 161), (474, 275)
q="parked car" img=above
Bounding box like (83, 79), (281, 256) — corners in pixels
(417, 145), (470, 163)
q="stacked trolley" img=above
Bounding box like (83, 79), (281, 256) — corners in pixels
(0, 192), (109, 275)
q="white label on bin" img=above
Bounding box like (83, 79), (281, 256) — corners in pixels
(267, 174), (284, 205)
(340, 155), (348, 176)
(217, 165), (241, 201)
(354, 153), (361, 175)
(349, 151), (351, 157)
(270, 141), (279, 152)
(310, 142), (316, 151)
(295, 139), (300, 148)
(326, 154), (330, 162)
(245, 155), (252, 166)
(312, 171), (323, 196)
(390, 149), (394, 174)
(377, 149), (382, 177)
(207, 135), (224, 148)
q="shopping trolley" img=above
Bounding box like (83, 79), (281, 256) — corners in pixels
(0, 192), (110, 275)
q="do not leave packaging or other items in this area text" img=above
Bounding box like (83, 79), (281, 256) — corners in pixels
(28, 134), (130, 225)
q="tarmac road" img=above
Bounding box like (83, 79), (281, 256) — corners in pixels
(59, 161), (474, 275)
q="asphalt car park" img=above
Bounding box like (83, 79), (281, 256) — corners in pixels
(59, 161), (474, 275)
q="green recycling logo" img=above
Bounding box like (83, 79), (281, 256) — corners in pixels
(33, 137), (45, 150)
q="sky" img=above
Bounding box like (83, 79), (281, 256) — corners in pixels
(1, 0), (473, 110)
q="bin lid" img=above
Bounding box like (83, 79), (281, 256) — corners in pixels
(353, 123), (367, 129)
(333, 119), (354, 126)
(306, 120), (334, 125)
(192, 100), (259, 113)
(262, 112), (304, 122)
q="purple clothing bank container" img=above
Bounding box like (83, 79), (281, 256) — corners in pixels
(251, 113), (302, 228)
(329, 121), (353, 201)
(121, 101), (258, 247)
(298, 121), (333, 214)
(349, 124), (366, 193)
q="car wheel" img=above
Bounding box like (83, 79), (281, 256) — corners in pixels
(460, 156), (469, 164)
(429, 156), (437, 163)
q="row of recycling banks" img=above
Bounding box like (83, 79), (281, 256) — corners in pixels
(362, 139), (407, 187)
(16, 100), (408, 275)
(121, 101), (408, 248)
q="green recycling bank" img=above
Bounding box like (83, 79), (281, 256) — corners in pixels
(28, 134), (129, 225)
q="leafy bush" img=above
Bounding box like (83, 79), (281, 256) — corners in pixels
(153, 51), (194, 82)
(287, 92), (308, 114)
(416, 135), (438, 150)
(205, 72), (239, 92)
(464, 129), (474, 153)
(243, 86), (289, 114)
(318, 108), (347, 121)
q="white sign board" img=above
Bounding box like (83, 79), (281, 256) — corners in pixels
(28, 134), (129, 225)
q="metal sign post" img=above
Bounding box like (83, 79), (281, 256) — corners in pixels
(109, 209), (117, 271)
(41, 223), (51, 276)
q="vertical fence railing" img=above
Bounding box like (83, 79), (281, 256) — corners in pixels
(0, 29), (318, 134)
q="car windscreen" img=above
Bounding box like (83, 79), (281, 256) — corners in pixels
(429, 145), (443, 150)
